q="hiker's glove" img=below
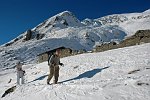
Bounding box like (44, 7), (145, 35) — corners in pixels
(23, 70), (26, 75)
(60, 63), (64, 66)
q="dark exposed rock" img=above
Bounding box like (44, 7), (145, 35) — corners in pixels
(5, 42), (14, 47)
(45, 23), (51, 28)
(95, 30), (150, 52)
(55, 16), (59, 21)
(8, 79), (12, 83)
(128, 69), (140, 74)
(1, 86), (16, 98)
(36, 34), (45, 40)
(38, 47), (73, 63)
(135, 30), (150, 37)
(62, 20), (68, 26)
(23, 30), (32, 41)
(137, 82), (149, 86)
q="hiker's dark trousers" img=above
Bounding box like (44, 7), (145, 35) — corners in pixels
(47, 65), (59, 84)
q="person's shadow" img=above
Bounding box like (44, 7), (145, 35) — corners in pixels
(28, 66), (109, 84)
(28, 74), (48, 83)
(60, 66), (109, 83)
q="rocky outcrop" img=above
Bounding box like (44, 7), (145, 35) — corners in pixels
(1, 86), (16, 98)
(120, 30), (150, 47)
(95, 30), (150, 52)
(36, 34), (45, 40)
(38, 47), (72, 63)
(23, 30), (32, 41)
(5, 42), (14, 47)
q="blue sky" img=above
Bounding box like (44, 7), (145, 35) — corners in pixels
(0, 0), (150, 45)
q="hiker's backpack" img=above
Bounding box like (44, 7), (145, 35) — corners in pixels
(48, 54), (55, 65)
(48, 55), (51, 65)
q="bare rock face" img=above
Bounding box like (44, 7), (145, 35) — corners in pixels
(1, 86), (16, 98)
(135, 30), (150, 37)
(95, 30), (150, 52)
(24, 30), (32, 41)
(36, 34), (45, 40)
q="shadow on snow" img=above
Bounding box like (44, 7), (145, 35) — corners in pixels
(28, 66), (109, 84)
(60, 66), (109, 83)
(28, 74), (48, 83)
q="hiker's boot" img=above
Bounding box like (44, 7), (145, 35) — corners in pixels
(53, 80), (57, 84)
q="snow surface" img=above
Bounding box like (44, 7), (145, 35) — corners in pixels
(0, 43), (150, 100)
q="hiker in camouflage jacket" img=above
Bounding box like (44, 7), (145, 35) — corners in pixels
(47, 49), (64, 84)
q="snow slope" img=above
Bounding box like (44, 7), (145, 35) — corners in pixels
(0, 43), (150, 100)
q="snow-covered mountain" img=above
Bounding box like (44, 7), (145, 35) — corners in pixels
(0, 9), (150, 69)
(82, 9), (150, 35)
(34, 11), (84, 33)
(0, 43), (150, 100)
(6, 9), (150, 46)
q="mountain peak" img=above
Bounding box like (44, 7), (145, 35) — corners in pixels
(58, 11), (74, 17)
(34, 10), (83, 32)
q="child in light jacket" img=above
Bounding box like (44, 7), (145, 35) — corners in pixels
(16, 61), (25, 85)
